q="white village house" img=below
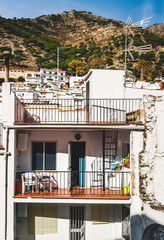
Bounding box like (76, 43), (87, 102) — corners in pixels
(0, 69), (164, 240)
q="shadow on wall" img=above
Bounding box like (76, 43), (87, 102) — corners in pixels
(131, 214), (164, 240)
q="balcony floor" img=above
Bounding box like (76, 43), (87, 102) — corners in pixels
(14, 188), (131, 200)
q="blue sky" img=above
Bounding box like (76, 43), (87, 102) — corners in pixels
(0, 0), (163, 26)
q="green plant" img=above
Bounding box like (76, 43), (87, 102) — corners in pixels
(114, 164), (121, 171)
(123, 153), (130, 165)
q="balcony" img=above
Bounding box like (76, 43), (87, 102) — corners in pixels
(14, 97), (142, 125)
(14, 171), (131, 200)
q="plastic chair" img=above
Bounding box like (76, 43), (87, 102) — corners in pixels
(22, 172), (38, 194)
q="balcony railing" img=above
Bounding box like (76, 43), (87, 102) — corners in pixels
(15, 171), (131, 199)
(15, 97), (142, 124)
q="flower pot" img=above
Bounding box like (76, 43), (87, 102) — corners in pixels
(125, 163), (130, 168)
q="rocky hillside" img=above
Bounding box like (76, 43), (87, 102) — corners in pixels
(0, 10), (163, 80)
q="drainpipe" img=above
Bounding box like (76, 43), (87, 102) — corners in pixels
(4, 127), (9, 240)
(103, 130), (105, 191)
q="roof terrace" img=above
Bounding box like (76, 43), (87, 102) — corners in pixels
(15, 97), (143, 125)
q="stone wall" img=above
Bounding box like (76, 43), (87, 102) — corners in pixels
(0, 70), (26, 79)
(131, 95), (164, 240)
(140, 95), (164, 208)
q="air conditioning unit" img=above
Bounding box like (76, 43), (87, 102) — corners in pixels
(17, 133), (29, 152)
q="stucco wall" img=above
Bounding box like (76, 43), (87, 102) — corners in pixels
(16, 130), (103, 172)
(16, 129), (130, 173)
(89, 70), (125, 99)
(16, 203), (123, 240)
(125, 87), (164, 99)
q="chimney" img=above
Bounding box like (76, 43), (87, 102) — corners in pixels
(3, 51), (11, 82)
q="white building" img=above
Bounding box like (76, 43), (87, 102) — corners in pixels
(25, 71), (41, 83)
(69, 76), (85, 88)
(0, 69), (164, 240)
(40, 68), (66, 87)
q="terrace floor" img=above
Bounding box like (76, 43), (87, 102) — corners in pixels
(14, 122), (143, 125)
(14, 188), (131, 200)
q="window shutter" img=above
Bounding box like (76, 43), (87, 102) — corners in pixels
(92, 204), (109, 224)
(29, 204), (42, 234)
(28, 204), (57, 234)
(92, 204), (101, 224)
(42, 204), (57, 234)
(100, 204), (109, 224)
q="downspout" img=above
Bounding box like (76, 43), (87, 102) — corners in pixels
(4, 127), (9, 240)
(103, 130), (105, 191)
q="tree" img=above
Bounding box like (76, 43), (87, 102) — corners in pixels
(132, 68), (140, 78)
(104, 56), (113, 66)
(18, 76), (25, 82)
(0, 78), (4, 84)
(9, 78), (16, 82)
(109, 66), (117, 70)
(68, 60), (86, 76)
(86, 55), (105, 71)
(127, 62), (133, 70)
(136, 60), (153, 81)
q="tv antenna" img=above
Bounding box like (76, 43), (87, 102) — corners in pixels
(124, 16), (152, 73)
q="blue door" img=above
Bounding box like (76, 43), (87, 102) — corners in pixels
(79, 157), (85, 187)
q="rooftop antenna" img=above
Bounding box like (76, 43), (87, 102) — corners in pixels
(124, 16), (152, 72)
(124, 16), (152, 83)
(132, 17), (152, 28)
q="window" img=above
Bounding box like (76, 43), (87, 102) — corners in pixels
(32, 142), (56, 170)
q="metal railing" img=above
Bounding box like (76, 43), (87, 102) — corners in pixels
(15, 171), (131, 198)
(15, 97), (142, 124)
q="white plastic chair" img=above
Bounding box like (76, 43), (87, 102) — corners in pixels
(22, 172), (38, 194)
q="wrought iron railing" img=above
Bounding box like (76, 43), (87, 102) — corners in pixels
(15, 171), (131, 198)
(15, 97), (142, 124)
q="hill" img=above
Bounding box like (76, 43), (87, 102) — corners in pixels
(0, 10), (163, 80)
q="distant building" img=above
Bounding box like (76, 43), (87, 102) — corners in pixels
(25, 71), (41, 83)
(40, 68), (66, 86)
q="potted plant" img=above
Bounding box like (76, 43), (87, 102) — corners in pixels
(114, 164), (122, 171)
(122, 153), (130, 168)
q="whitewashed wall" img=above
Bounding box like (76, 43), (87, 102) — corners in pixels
(88, 69), (125, 99)
(16, 130), (103, 172)
(125, 87), (164, 99)
(16, 129), (130, 172)
(16, 203), (123, 240)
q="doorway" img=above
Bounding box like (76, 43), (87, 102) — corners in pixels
(70, 206), (85, 240)
(70, 142), (85, 188)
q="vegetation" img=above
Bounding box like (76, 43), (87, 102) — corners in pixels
(18, 76), (25, 82)
(0, 11), (163, 80)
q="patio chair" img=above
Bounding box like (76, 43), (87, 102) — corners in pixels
(39, 174), (50, 192)
(50, 175), (58, 192)
(22, 172), (38, 194)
